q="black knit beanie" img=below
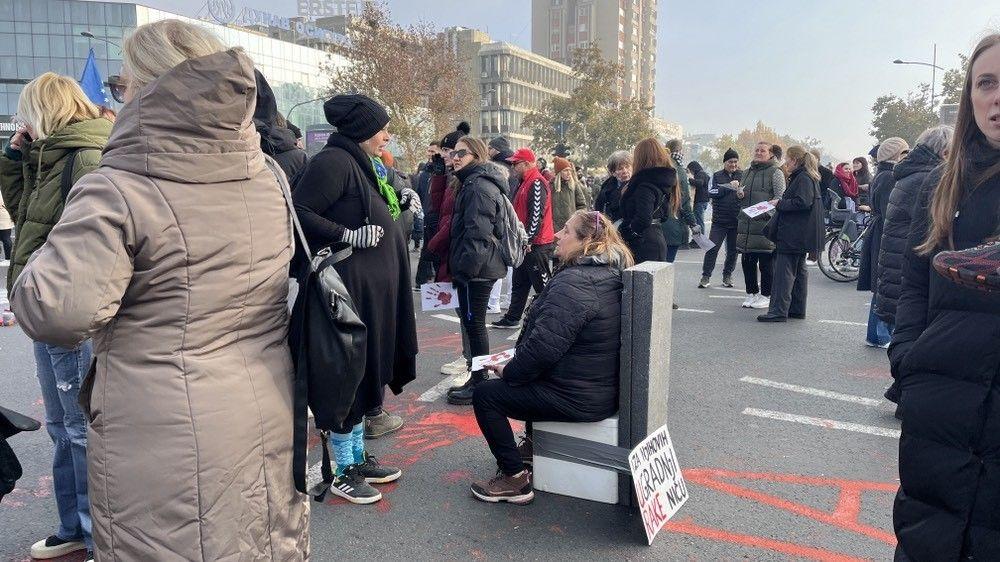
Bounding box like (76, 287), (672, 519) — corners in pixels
(441, 121), (471, 149)
(323, 94), (390, 142)
(723, 148), (739, 162)
(489, 136), (511, 152)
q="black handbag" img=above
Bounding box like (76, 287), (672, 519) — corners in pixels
(268, 157), (368, 500)
(0, 405), (41, 503)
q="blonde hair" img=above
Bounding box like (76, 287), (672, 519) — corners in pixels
(560, 210), (635, 269)
(16, 73), (100, 140)
(455, 136), (490, 162)
(785, 145), (821, 182)
(123, 19), (228, 90)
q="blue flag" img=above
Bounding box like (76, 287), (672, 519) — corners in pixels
(79, 48), (109, 106)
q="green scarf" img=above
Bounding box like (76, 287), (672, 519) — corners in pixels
(371, 156), (401, 220)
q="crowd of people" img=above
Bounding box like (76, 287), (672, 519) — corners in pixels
(0, 17), (997, 561)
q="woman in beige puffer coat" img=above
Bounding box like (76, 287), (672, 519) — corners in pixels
(10, 20), (309, 560)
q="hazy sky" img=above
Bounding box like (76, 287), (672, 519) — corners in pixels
(124, 0), (1000, 159)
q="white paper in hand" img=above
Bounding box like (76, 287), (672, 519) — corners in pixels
(421, 282), (459, 311)
(471, 348), (516, 372)
(692, 233), (715, 250)
(742, 201), (775, 219)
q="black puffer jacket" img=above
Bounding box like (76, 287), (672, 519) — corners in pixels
(619, 166), (676, 263)
(594, 175), (623, 221)
(770, 167), (824, 254)
(857, 161), (895, 292)
(490, 151), (518, 197)
(688, 161), (711, 203)
(708, 168), (743, 227)
(889, 139), (1000, 561)
(449, 162), (509, 284)
(503, 255), (625, 420)
(875, 144), (942, 324)
(252, 70), (307, 182)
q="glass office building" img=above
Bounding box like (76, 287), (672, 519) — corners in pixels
(0, 0), (348, 135)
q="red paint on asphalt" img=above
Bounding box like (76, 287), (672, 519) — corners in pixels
(444, 470), (472, 484)
(665, 518), (868, 562)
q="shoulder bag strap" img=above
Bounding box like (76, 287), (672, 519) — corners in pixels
(59, 149), (82, 201)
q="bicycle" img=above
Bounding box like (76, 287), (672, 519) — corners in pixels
(819, 191), (871, 283)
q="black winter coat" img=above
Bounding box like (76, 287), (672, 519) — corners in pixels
(708, 168), (744, 227)
(770, 168), (824, 254)
(620, 166), (676, 263)
(490, 151), (518, 197)
(875, 144), (942, 324)
(292, 132), (418, 406)
(449, 163), (509, 284)
(889, 140), (1000, 561)
(594, 175), (624, 221)
(252, 70), (307, 182)
(503, 257), (624, 420)
(857, 161), (895, 292)
(688, 162), (711, 203)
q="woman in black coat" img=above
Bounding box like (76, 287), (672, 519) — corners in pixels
(757, 146), (825, 322)
(619, 138), (679, 263)
(469, 210), (633, 504)
(444, 137), (510, 405)
(890, 34), (1000, 562)
(594, 150), (632, 221)
(253, 70), (307, 182)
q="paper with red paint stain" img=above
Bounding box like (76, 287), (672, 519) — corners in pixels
(471, 348), (515, 372)
(421, 282), (459, 311)
(629, 424), (688, 545)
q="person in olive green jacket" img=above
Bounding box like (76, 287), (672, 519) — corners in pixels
(663, 142), (700, 262)
(736, 141), (786, 310)
(0, 72), (110, 560)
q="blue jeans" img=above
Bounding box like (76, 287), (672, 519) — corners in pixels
(34, 340), (93, 550)
(866, 296), (893, 346)
(693, 201), (708, 234)
(665, 245), (680, 263)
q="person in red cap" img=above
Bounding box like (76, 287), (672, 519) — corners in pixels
(490, 148), (554, 329)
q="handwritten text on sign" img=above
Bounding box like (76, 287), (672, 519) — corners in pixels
(629, 424), (688, 545)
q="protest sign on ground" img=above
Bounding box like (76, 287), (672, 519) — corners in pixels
(628, 424), (689, 545)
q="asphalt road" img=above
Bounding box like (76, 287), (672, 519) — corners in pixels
(0, 248), (901, 561)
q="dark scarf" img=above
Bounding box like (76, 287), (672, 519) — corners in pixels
(967, 135), (1000, 184)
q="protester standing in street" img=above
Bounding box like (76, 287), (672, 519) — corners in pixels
(488, 135), (518, 194)
(253, 69), (306, 182)
(0, 72), (113, 561)
(415, 142), (446, 286)
(594, 150), (632, 221)
(853, 156), (873, 196)
(0, 196), (11, 264)
(294, 92), (416, 501)
(757, 146), (824, 322)
(858, 137), (909, 348)
(9, 21), (311, 558)
(737, 141), (786, 309)
(471, 211), (632, 504)
(620, 138), (679, 263)
(663, 141), (700, 262)
(687, 160), (711, 236)
(490, 148), (554, 330)
(551, 156), (588, 233)
(700, 148), (743, 288)
(443, 138), (509, 405)
(890, 34), (1000, 561)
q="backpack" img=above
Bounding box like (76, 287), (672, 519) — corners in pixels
(497, 195), (528, 268)
(267, 157), (368, 500)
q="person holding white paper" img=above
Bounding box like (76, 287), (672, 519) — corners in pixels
(736, 142), (786, 309)
(469, 211), (632, 504)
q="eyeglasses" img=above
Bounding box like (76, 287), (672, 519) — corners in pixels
(449, 149), (470, 160)
(107, 75), (126, 103)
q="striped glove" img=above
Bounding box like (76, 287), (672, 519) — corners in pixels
(341, 225), (384, 249)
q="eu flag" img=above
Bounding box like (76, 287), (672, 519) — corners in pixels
(79, 48), (109, 106)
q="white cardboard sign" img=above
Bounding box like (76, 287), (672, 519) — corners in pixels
(742, 201), (775, 219)
(420, 282), (459, 311)
(471, 348), (516, 372)
(629, 424), (689, 545)
(692, 232), (715, 251)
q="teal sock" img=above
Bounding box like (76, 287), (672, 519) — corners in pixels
(330, 431), (354, 476)
(351, 422), (366, 465)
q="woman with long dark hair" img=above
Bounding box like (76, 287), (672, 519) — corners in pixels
(853, 156), (873, 203)
(890, 34), (1000, 562)
(619, 138), (680, 263)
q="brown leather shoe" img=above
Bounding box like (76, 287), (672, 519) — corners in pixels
(471, 470), (534, 504)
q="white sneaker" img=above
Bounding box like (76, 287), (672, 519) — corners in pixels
(741, 294), (757, 308)
(0, 260), (9, 267)
(440, 357), (468, 376)
(750, 294), (771, 309)
(31, 536), (87, 559)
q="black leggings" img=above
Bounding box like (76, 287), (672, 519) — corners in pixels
(742, 252), (774, 296)
(455, 280), (493, 374)
(0, 229), (10, 260)
(505, 244), (553, 322)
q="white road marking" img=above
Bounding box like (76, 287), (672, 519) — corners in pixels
(417, 372), (469, 402)
(714, 287), (745, 293)
(671, 260), (703, 265)
(818, 319), (867, 327)
(507, 329), (521, 341)
(708, 295), (747, 299)
(676, 308), (714, 314)
(740, 376), (882, 406)
(431, 314), (460, 323)
(742, 408), (900, 438)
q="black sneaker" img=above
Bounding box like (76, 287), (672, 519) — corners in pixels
(722, 276), (734, 288)
(490, 317), (521, 329)
(329, 465), (383, 504)
(447, 372), (486, 405)
(355, 454), (401, 484)
(698, 276), (710, 288)
(471, 469), (534, 505)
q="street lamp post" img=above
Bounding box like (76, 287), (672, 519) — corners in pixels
(285, 95), (330, 126)
(80, 31), (122, 54)
(893, 43), (945, 109)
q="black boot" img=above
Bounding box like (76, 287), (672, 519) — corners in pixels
(447, 371), (487, 405)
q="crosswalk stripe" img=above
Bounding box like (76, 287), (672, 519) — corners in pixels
(417, 373), (468, 402)
(818, 319), (867, 327)
(431, 314), (461, 323)
(676, 308), (714, 314)
(740, 376), (883, 406)
(742, 408), (900, 438)
(708, 295), (746, 299)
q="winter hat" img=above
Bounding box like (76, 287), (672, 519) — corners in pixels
(723, 147), (739, 162)
(877, 137), (909, 163)
(489, 136), (511, 152)
(553, 156), (572, 174)
(323, 94), (390, 142)
(441, 121), (471, 150)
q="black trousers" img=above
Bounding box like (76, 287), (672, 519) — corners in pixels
(0, 229), (10, 260)
(742, 252), (774, 296)
(767, 252), (809, 317)
(473, 379), (583, 476)
(504, 243), (553, 322)
(456, 280), (493, 374)
(701, 223), (739, 278)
